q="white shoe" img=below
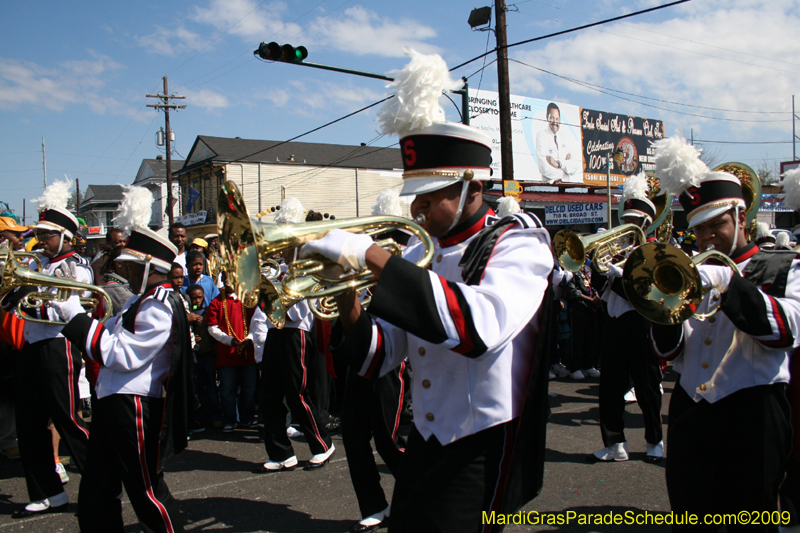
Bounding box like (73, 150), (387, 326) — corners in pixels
(549, 371), (557, 380)
(589, 442), (629, 462)
(25, 491), (69, 512)
(584, 368), (601, 378)
(306, 444), (335, 469)
(259, 456), (298, 472)
(645, 440), (664, 462)
(55, 462), (69, 484)
(551, 363), (570, 378)
(357, 505), (391, 528)
(624, 388), (637, 403)
(569, 369), (585, 380)
(286, 426), (302, 438)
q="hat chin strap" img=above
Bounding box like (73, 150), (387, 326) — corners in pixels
(139, 261), (151, 295)
(447, 181), (471, 234)
(730, 206), (741, 256)
(56, 232), (65, 256)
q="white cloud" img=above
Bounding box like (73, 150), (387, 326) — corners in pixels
(193, 0), (302, 41)
(183, 88), (230, 109)
(0, 53), (135, 117)
(250, 80), (384, 117)
(507, 1), (800, 133)
(310, 6), (440, 57)
(136, 25), (206, 56)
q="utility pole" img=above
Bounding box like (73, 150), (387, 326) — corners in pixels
(147, 77), (186, 226)
(42, 137), (47, 188)
(793, 95), (797, 161)
(76, 178), (81, 221)
(22, 200), (26, 226)
(495, 0), (514, 193)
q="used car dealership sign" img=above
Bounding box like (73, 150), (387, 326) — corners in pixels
(544, 202), (607, 225)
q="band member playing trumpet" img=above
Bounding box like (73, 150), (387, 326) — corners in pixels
(588, 172), (664, 464)
(54, 185), (194, 533)
(0, 179), (91, 518)
(302, 50), (554, 533)
(649, 135), (800, 528)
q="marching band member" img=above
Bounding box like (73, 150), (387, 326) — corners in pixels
(341, 188), (408, 533)
(588, 172), (664, 463)
(649, 135), (800, 529)
(253, 197), (335, 473)
(54, 186), (194, 533)
(0, 179), (91, 518)
(303, 50), (553, 533)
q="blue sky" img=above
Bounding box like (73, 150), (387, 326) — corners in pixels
(2, 0), (799, 223)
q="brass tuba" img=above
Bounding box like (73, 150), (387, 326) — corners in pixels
(1, 248), (113, 325)
(552, 223), (646, 274)
(621, 242), (741, 325)
(218, 181), (435, 328)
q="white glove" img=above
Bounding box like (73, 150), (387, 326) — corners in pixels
(605, 262), (624, 279)
(698, 265), (733, 293)
(299, 229), (375, 271)
(50, 294), (86, 322)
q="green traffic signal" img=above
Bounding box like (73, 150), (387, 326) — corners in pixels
(254, 41), (307, 63)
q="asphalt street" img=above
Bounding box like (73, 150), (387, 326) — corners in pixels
(0, 369), (675, 533)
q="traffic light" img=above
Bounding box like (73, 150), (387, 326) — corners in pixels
(254, 42), (308, 63)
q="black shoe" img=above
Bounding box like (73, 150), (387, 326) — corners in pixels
(585, 453), (611, 464)
(644, 455), (663, 464)
(252, 457), (298, 473)
(12, 503), (68, 519)
(303, 458), (330, 470)
(325, 416), (341, 432)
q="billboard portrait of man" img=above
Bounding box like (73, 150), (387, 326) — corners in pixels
(535, 103), (582, 184)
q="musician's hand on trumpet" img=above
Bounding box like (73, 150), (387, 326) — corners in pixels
(697, 264), (734, 293)
(299, 229), (376, 273)
(50, 293), (85, 323)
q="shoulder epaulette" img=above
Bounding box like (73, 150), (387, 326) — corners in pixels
(153, 286), (172, 304)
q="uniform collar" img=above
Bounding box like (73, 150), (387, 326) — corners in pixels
(49, 250), (76, 263)
(439, 204), (494, 248)
(143, 281), (173, 297)
(730, 242), (759, 264)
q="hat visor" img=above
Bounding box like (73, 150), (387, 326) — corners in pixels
(687, 200), (744, 228)
(116, 251), (172, 272)
(400, 177), (462, 196)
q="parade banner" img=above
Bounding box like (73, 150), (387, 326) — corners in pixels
(581, 109), (665, 187)
(544, 202), (608, 226)
(468, 89), (665, 187)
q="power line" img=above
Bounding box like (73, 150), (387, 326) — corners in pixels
(449, 0), (691, 73)
(509, 59), (791, 123)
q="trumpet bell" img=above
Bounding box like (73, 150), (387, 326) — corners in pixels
(552, 231), (588, 272)
(622, 243), (705, 325)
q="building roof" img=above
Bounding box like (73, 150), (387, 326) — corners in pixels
(180, 135), (402, 173)
(134, 157), (184, 185)
(82, 185), (125, 205)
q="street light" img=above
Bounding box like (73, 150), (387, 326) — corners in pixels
(606, 147), (625, 228)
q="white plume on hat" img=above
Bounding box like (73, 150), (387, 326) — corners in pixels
(372, 188), (402, 216)
(756, 221), (772, 240)
(496, 196), (521, 217)
(782, 167), (800, 211)
(776, 232), (790, 248)
(114, 185), (154, 234)
(622, 172), (649, 202)
(33, 178), (72, 211)
(274, 197), (305, 224)
(377, 48), (464, 137)
(653, 133), (709, 196)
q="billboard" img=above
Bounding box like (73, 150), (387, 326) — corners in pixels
(468, 89), (665, 186)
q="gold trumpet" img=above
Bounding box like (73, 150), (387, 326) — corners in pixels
(1, 248), (113, 325)
(622, 242), (740, 325)
(12, 251), (44, 271)
(218, 181), (434, 328)
(552, 223), (646, 274)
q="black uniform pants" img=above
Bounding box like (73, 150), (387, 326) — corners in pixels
(78, 394), (183, 533)
(342, 363), (406, 518)
(389, 421), (514, 533)
(16, 337), (90, 501)
(599, 310), (663, 446)
(261, 328), (331, 461)
(666, 382), (790, 532)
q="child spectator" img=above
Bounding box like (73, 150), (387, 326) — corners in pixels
(182, 251), (219, 308)
(206, 275), (257, 433)
(168, 263), (186, 293)
(186, 284), (221, 433)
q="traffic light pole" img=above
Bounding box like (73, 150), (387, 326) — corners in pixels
(260, 58), (470, 125)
